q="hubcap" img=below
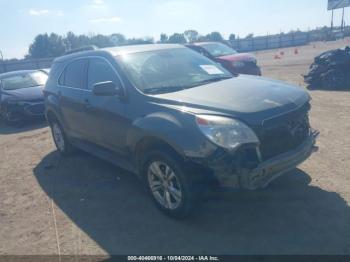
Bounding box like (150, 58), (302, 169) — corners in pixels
(147, 161), (182, 210)
(52, 123), (65, 152)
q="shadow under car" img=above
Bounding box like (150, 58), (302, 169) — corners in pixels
(33, 151), (350, 255)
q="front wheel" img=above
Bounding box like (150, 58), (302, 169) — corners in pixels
(143, 150), (196, 218)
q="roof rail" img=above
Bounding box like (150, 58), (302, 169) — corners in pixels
(64, 45), (98, 55)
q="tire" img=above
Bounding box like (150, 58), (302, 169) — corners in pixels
(142, 150), (197, 219)
(49, 119), (75, 156)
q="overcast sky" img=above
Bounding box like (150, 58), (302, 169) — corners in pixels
(0, 0), (346, 59)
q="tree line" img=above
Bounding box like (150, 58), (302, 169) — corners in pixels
(26, 30), (236, 59)
(15, 25), (350, 60)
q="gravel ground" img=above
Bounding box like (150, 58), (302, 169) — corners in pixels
(0, 39), (350, 256)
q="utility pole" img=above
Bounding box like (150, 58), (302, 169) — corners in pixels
(0, 50), (3, 61)
(341, 8), (345, 31)
(331, 9), (334, 31)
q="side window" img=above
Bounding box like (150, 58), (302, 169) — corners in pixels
(87, 58), (121, 90)
(63, 59), (87, 89)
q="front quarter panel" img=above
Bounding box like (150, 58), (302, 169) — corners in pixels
(128, 109), (218, 159)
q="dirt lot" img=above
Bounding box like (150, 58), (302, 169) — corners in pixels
(1, 39), (350, 256)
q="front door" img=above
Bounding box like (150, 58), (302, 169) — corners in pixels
(84, 57), (128, 156)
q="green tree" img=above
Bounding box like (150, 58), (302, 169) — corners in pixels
(160, 33), (168, 43)
(229, 34), (236, 41)
(184, 30), (199, 43)
(168, 33), (186, 44)
(245, 33), (254, 39)
(90, 34), (114, 48)
(63, 32), (91, 51)
(48, 33), (66, 57)
(28, 33), (66, 58)
(206, 31), (224, 42)
(196, 35), (208, 42)
(28, 34), (50, 58)
(127, 37), (154, 45)
(110, 33), (126, 46)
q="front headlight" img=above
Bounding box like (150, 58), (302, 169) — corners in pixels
(196, 115), (259, 150)
(232, 61), (245, 68)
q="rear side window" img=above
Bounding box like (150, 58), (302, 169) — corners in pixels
(87, 58), (121, 90)
(59, 59), (87, 89)
(58, 70), (65, 85)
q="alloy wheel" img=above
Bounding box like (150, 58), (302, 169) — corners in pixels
(147, 161), (183, 210)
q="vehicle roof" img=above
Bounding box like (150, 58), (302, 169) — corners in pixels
(54, 44), (184, 63)
(0, 70), (38, 80)
(191, 42), (223, 46)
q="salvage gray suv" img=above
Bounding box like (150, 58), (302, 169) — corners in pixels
(44, 44), (318, 218)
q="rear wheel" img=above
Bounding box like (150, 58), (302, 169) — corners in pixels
(143, 150), (196, 218)
(50, 119), (75, 156)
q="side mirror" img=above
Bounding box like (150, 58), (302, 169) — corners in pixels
(92, 81), (123, 97)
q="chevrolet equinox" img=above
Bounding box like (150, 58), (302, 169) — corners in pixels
(44, 44), (318, 218)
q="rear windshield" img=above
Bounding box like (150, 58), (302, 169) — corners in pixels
(200, 43), (238, 57)
(1, 71), (48, 90)
(115, 48), (232, 94)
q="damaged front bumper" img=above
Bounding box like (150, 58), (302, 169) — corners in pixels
(203, 129), (319, 190)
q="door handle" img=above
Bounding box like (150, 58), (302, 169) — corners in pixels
(84, 99), (92, 110)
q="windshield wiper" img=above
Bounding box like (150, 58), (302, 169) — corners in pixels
(144, 86), (185, 95)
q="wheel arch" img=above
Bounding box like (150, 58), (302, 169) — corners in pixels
(46, 109), (57, 123)
(134, 136), (186, 177)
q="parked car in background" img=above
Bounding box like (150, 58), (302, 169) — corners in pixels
(44, 44), (318, 218)
(186, 42), (261, 76)
(304, 46), (350, 89)
(0, 70), (47, 124)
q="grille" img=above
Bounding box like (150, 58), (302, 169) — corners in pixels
(259, 107), (310, 161)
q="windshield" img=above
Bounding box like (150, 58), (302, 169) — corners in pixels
(200, 43), (238, 57)
(116, 48), (232, 94)
(1, 71), (48, 90)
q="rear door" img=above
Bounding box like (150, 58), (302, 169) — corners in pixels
(58, 58), (89, 139)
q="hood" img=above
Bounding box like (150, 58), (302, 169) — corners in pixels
(153, 75), (310, 125)
(217, 53), (257, 63)
(1, 85), (44, 101)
